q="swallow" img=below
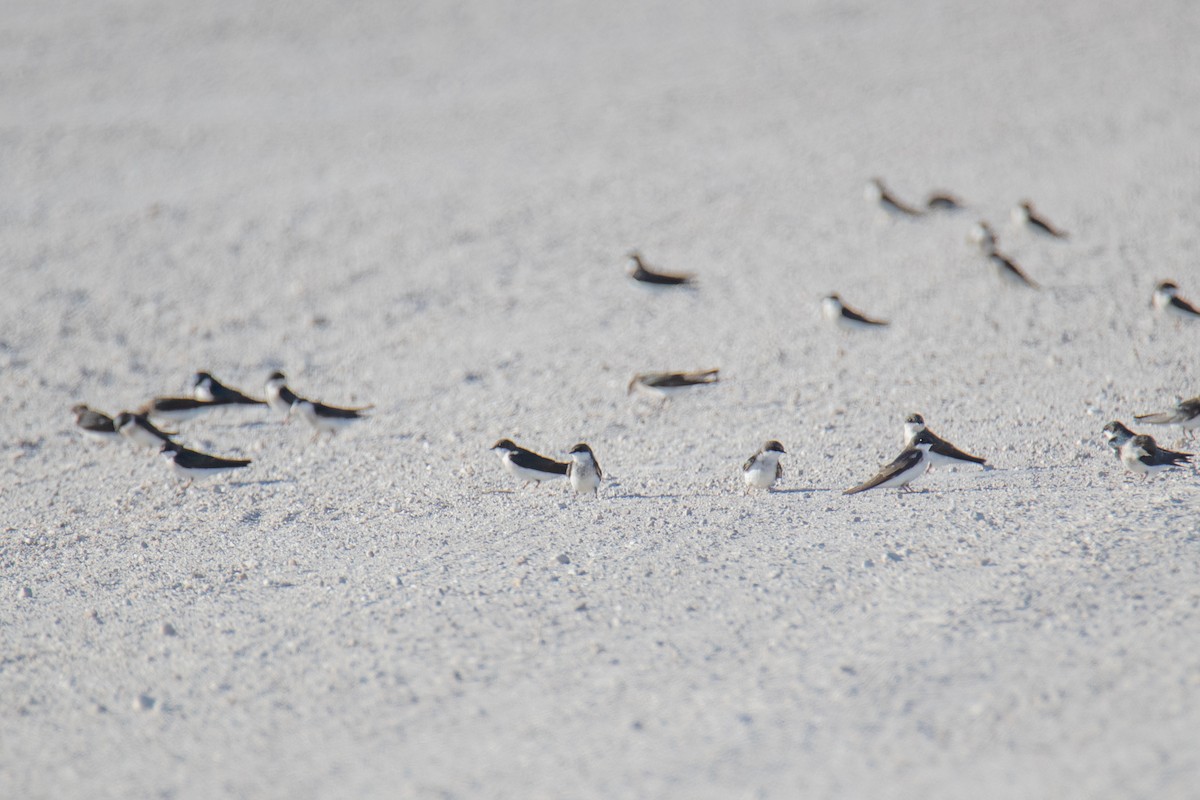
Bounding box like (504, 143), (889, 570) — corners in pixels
(566, 443), (603, 496)
(925, 192), (965, 211)
(264, 371), (304, 416)
(822, 294), (889, 329)
(1101, 421), (1136, 459)
(844, 432), (936, 495)
(114, 411), (176, 449)
(141, 396), (224, 422)
(967, 220), (997, 253)
(865, 178), (923, 217)
(626, 251), (694, 287)
(72, 404), (120, 441)
(193, 372), (266, 405)
(1152, 281), (1200, 321)
(159, 442), (250, 487)
(290, 398), (372, 440)
(627, 369), (720, 400)
(490, 439), (569, 487)
(742, 440), (786, 491)
(1119, 434), (1193, 478)
(986, 249), (1039, 289)
(1011, 200), (1068, 239)
(903, 413), (987, 468)
(1134, 396), (1200, 440)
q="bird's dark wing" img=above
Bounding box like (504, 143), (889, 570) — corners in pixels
(929, 434), (986, 464)
(1169, 296), (1200, 317)
(173, 447), (251, 470)
(775, 461), (784, 480)
(510, 449), (569, 475)
(844, 448), (922, 495)
(1029, 214), (1067, 238)
(646, 370), (719, 388)
(312, 401), (372, 419)
(211, 378), (267, 405)
(137, 416), (176, 441)
(151, 397), (223, 412)
(990, 252), (1039, 288)
(632, 265), (692, 285)
(841, 305), (888, 326)
(77, 409), (116, 433)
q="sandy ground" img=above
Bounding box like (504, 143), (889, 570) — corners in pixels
(4, 0), (1200, 797)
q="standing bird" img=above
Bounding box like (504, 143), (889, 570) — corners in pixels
(72, 404), (119, 442)
(967, 220), (997, 253)
(1151, 281), (1200, 322)
(159, 442), (251, 488)
(902, 413), (987, 468)
(490, 439), (569, 487)
(986, 249), (1040, 289)
(627, 369), (720, 400)
(1011, 200), (1068, 239)
(822, 294), (889, 330)
(566, 443), (603, 496)
(264, 371), (303, 416)
(626, 251), (695, 287)
(1118, 434), (1192, 478)
(865, 178), (924, 217)
(114, 411), (176, 449)
(1134, 395), (1200, 441)
(193, 372), (266, 405)
(1101, 421), (1136, 459)
(742, 440), (786, 491)
(844, 432), (936, 495)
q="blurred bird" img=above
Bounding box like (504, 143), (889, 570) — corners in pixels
(1011, 200), (1068, 239)
(628, 369), (720, 400)
(742, 440), (786, 491)
(626, 251), (694, 287)
(844, 432), (936, 495)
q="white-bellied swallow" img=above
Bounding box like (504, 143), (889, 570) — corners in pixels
(1152, 281), (1200, 321)
(491, 439), (569, 487)
(264, 371), (304, 416)
(1102, 421), (1136, 459)
(1134, 395), (1200, 439)
(903, 413), (987, 467)
(844, 432), (936, 495)
(865, 178), (923, 217)
(742, 440), (786, 490)
(822, 294), (889, 329)
(968, 220), (997, 253)
(627, 369), (720, 399)
(986, 249), (1039, 289)
(1011, 200), (1068, 239)
(72, 404), (119, 441)
(1119, 434), (1192, 478)
(114, 411), (176, 449)
(193, 372), (266, 405)
(291, 398), (372, 440)
(626, 251), (694, 287)
(141, 396), (223, 422)
(925, 191), (965, 211)
(159, 442), (250, 487)
(566, 443), (603, 496)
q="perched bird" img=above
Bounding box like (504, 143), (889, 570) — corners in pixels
(291, 397), (372, 441)
(925, 192), (965, 211)
(742, 440), (786, 491)
(986, 249), (1039, 289)
(1118, 434), (1192, 478)
(1101, 421), (1136, 459)
(902, 413), (987, 468)
(114, 411), (176, 449)
(1151, 281), (1200, 322)
(141, 396), (223, 422)
(264, 371), (303, 416)
(159, 442), (250, 487)
(193, 372), (266, 405)
(1134, 396), (1200, 440)
(1011, 200), (1068, 239)
(626, 251), (694, 287)
(822, 294), (889, 329)
(967, 220), (997, 253)
(627, 369), (720, 400)
(72, 404), (119, 442)
(566, 443), (603, 496)
(844, 432), (936, 495)
(491, 439), (569, 487)
(865, 178), (923, 217)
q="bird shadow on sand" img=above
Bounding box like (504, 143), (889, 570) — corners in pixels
(227, 478), (296, 488)
(607, 492), (684, 501)
(768, 487), (836, 495)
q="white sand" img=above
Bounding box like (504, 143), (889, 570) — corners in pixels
(4, 0), (1200, 797)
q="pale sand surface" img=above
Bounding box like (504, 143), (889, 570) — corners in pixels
(4, 1), (1200, 797)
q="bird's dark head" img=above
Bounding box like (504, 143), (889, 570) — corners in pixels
(762, 440), (785, 454)
(491, 439), (517, 453)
